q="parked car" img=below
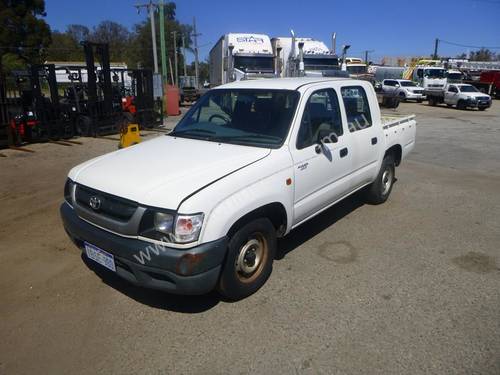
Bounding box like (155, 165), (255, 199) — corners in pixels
(427, 84), (492, 110)
(382, 79), (425, 102)
(61, 77), (416, 300)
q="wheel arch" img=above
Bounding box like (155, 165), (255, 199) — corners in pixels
(385, 144), (402, 166)
(226, 202), (288, 239)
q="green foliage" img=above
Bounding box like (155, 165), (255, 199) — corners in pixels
(43, 1), (193, 76)
(0, 0), (52, 73)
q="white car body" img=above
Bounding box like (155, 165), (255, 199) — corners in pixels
(443, 84), (492, 108)
(382, 79), (426, 101)
(61, 78), (416, 296)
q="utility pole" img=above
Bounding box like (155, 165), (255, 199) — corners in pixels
(433, 38), (439, 60)
(363, 50), (374, 64)
(171, 30), (178, 86)
(182, 34), (188, 77)
(158, 1), (167, 81)
(192, 17), (200, 88)
(134, 1), (159, 74)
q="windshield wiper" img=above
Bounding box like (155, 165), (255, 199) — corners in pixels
(169, 128), (217, 140)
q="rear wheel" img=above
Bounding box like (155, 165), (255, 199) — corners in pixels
(428, 97), (437, 106)
(218, 218), (276, 300)
(364, 154), (395, 205)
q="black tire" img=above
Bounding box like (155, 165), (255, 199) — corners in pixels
(218, 218), (276, 301)
(478, 107), (486, 111)
(364, 154), (395, 205)
(76, 115), (92, 136)
(428, 97), (437, 106)
(398, 92), (406, 102)
(457, 100), (467, 110)
(417, 99), (423, 103)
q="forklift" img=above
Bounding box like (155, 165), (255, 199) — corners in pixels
(8, 64), (74, 144)
(80, 41), (125, 136)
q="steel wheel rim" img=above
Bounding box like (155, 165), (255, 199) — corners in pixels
(382, 168), (393, 195)
(235, 233), (267, 283)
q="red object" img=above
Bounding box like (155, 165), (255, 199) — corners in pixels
(480, 71), (500, 94)
(121, 96), (137, 114)
(165, 85), (180, 116)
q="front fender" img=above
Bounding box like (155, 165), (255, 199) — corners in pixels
(178, 148), (294, 243)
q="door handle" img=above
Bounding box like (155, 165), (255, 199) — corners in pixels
(340, 148), (348, 158)
(371, 137), (377, 145)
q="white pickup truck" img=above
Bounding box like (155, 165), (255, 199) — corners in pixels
(426, 83), (492, 110)
(61, 78), (416, 300)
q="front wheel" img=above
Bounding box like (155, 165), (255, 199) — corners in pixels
(218, 218), (276, 300)
(364, 154), (395, 205)
(457, 100), (467, 110)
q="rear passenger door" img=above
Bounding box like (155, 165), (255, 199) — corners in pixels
(340, 85), (382, 190)
(290, 88), (353, 224)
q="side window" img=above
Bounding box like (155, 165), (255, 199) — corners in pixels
(296, 89), (343, 150)
(448, 86), (456, 93)
(340, 86), (372, 132)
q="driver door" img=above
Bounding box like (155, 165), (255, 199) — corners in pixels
(445, 86), (458, 105)
(290, 88), (352, 225)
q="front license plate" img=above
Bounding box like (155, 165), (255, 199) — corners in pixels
(84, 242), (116, 272)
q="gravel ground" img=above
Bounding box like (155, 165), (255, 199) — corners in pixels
(0, 102), (499, 374)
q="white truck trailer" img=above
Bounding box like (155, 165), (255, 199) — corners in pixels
(209, 33), (276, 86)
(272, 34), (343, 78)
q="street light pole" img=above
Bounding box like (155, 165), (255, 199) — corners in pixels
(171, 30), (178, 86)
(134, 1), (159, 74)
(182, 34), (188, 77)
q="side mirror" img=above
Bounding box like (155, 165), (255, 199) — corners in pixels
(395, 84), (400, 88)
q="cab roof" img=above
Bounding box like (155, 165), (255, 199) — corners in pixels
(215, 77), (353, 91)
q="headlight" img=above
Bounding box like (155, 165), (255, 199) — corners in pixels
(64, 178), (74, 204)
(154, 212), (174, 234)
(140, 210), (204, 243)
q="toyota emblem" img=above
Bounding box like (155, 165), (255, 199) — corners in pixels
(89, 196), (101, 210)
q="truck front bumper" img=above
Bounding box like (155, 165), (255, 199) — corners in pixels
(60, 202), (227, 295)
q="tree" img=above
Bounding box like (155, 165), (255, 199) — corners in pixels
(66, 24), (89, 43)
(469, 48), (495, 62)
(128, 2), (193, 74)
(0, 0), (52, 74)
(89, 21), (130, 62)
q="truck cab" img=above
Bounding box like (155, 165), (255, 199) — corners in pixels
(272, 37), (341, 78)
(209, 33), (276, 86)
(413, 66), (447, 92)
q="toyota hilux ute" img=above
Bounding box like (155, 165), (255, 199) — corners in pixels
(61, 77), (416, 300)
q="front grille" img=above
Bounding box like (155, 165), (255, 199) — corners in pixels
(414, 90), (424, 94)
(75, 185), (138, 221)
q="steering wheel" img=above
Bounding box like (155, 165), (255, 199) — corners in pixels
(208, 114), (229, 124)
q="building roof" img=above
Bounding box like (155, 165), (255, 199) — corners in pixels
(215, 77), (352, 90)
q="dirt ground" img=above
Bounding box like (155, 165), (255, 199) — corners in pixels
(1, 102), (499, 374)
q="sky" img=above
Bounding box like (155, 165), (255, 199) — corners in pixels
(45, 0), (500, 64)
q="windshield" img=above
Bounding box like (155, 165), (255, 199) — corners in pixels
(400, 81), (417, 87)
(170, 89), (300, 148)
(347, 65), (367, 74)
(447, 73), (462, 80)
(458, 85), (479, 93)
(233, 56), (274, 73)
(424, 69), (446, 78)
(303, 57), (339, 70)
